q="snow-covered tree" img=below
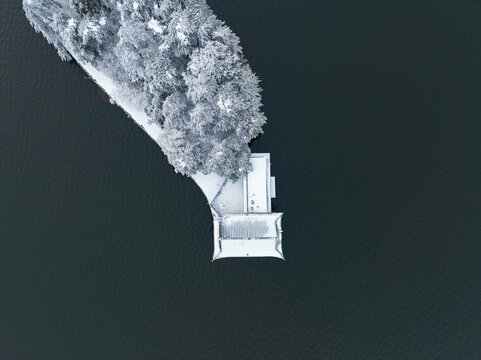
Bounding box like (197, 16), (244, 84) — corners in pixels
(23, 0), (268, 179)
(205, 138), (251, 178)
(162, 91), (190, 131)
(24, 0), (72, 61)
(70, 0), (102, 15)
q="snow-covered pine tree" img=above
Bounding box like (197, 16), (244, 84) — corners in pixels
(24, 0), (73, 61)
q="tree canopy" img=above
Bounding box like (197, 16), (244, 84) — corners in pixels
(24, 0), (267, 179)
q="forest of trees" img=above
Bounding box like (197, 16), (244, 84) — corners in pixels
(23, 0), (267, 179)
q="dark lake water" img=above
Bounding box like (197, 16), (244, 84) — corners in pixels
(2, 1), (481, 359)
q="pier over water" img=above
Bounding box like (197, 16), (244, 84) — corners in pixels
(193, 153), (284, 260)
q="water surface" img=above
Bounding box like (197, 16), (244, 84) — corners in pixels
(1, 1), (481, 359)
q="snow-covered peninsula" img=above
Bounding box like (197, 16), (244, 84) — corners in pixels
(24, 0), (266, 179)
(24, 0), (283, 259)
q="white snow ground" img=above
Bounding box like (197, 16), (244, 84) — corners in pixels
(211, 178), (244, 215)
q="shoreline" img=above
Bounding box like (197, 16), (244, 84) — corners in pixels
(69, 52), (226, 203)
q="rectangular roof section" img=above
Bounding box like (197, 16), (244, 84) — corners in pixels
(243, 153), (272, 213)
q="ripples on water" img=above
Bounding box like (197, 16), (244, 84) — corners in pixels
(1, 0), (481, 359)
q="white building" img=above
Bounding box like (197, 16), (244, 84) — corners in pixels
(193, 154), (284, 260)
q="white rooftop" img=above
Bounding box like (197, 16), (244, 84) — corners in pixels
(193, 153), (284, 260)
(243, 154), (272, 213)
(213, 213), (283, 259)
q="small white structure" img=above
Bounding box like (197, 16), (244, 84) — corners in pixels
(193, 154), (284, 260)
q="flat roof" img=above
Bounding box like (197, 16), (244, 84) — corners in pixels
(243, 153), (271, 213)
